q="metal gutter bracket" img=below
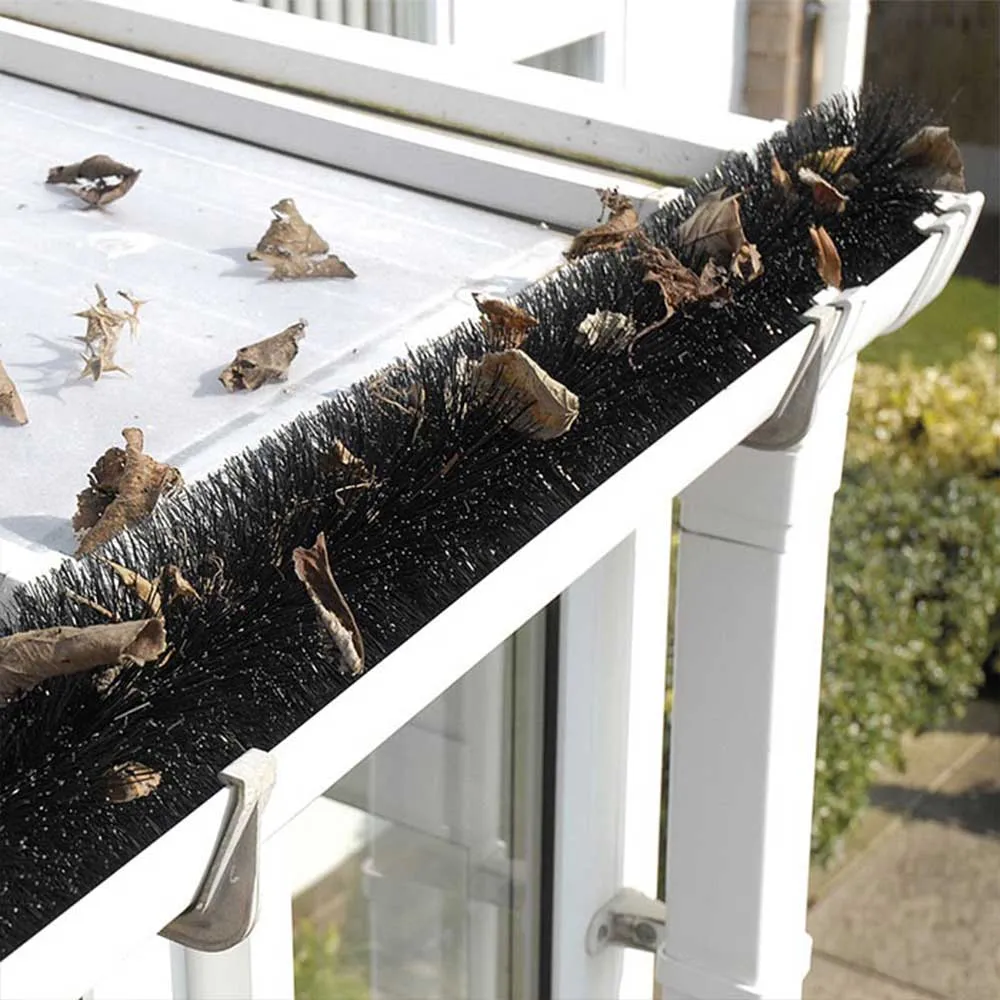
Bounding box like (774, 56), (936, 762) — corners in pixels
(585, 887), (667, 956)
(744, 287), (864, 451)
(160, 748), (276, 952)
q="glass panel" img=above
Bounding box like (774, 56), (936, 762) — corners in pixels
(518, 34), (605, 82)
(277, 611), (548, 1000)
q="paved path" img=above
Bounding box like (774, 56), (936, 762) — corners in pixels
(805, 703), (1000, 1000)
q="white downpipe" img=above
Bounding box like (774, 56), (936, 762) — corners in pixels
(660, 358), (857, 1000)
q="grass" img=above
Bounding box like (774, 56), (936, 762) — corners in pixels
(860, 276), (1000, 368)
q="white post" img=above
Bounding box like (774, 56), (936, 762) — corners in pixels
(817, 0), (870, 99)
(175, 840), (295, 1000)
(551, 504), (672, 1000)
(659, 358), (856, 1000)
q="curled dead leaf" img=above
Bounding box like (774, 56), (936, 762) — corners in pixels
(898, 126), (966, 193)
(248, 198), (330, 259)
(474, 294), (539, 350)
(797, 168), (848, 214)
(105, 762), (161, 803)
(75, 284), (145, 381)
(219, 320), (307, 391)
(564, 188), (640, 260)
(74, 428), (183, 557)
(796, 146), (854, 175)
(293, 532), (364, 677)
(104, 560), (199, 618)
(473, 350), (579, 440)
(575, 311), (638, 355)
(46, 154), (141, 208)
(809, 225), (843, 290)
(0, 360), (28, 425)
(0, 618), (166, 703)
(675, 190), (763, 280)
(771, 155), (793, 194)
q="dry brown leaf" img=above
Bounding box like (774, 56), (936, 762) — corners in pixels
(0, 618), (166, 703)
(328, 439), (371, 481)
(260, 252), (356, 281)
(474, 294), (539, 350)
(473, 350), (579, 440)
(675, 190), (763, 281)
(105, 561), (198, 617)
(796, 146), (854, 175)
(46, 154), (141, 208)
(75, 285), (145, 381)
(797, 167), (849, 214)
(675, 190), (742, 263)
(292, 532), (364, 677)
(564, 188), (640, 260)
(575, 311), (638, 355)
(105, 761), (161, 803)
(0, 360), (28, 425)
(771, 155), (793, 194)
(247, 198), (330, 260)
(898, 126), (966, 192)
(219, 320), (307, 391)
(636, 234), (733, 319)
(74, 428), (183, 557)
(809, 225), (843, 290)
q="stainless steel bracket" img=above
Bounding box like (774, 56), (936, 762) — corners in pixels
(585, 887), (667, 956)
(160, 748), (276, 952)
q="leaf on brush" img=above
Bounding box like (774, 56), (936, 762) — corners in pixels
(247, 198), (330, 259)
(564, 188), (640, 260)
(809, 225), (843, 290)
(259, 252), (357, 281)
(636, 233), (733, 322)
(74, 428), (183, 557)
(46, 154), (141, 208)
(106, 762), (161, 803)
(797, 167), (848, 214)
(328, 439), (372, 481)
(0, 618), (166, 703)
(474, 294), (539, 350)
(796, 146), (854, 175)
(219, 320), (307, 391)
(292, 532), (364, 677)
(574, 311), (638, 355)
(771, 155), (793, 194)
(675, 190), (763, 279)
(897, 126), (966, 192)
(473, 350), (579, 440)
(0, 360), (28, 425)
(104, 560), (199, 617)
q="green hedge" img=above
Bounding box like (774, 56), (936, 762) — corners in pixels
(812, 333), (1000, 863)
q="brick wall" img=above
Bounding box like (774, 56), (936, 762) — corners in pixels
(742, 0), (807, 119)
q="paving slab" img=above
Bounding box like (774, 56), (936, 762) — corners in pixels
(808, 736), (1000, 1000)
(805, 954), (941, 1000)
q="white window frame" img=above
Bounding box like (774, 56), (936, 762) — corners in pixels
(0, 8), (984, 999)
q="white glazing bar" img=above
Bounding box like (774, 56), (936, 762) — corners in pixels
(551, 502), (672, 1000)
(176, 839), (295, 1000)
(660, 357), (858, 1000)
(817, 0), (870, 100)
(0, 0), (781, 179)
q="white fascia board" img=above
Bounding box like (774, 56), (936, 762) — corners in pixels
(0, 17), (669, 229)
(0, 0), (783, 181)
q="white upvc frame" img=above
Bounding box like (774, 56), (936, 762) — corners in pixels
(0, 0), (781, 183)
(0, 11), (986, 1000)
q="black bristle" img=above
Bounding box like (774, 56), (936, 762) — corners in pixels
(0, 90), (949, 955)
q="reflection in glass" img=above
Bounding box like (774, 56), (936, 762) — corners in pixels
(277, 613), (547, 1000)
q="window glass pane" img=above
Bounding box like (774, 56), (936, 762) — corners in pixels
(277, 611), (548, 1000)
(518, 34), (604, 83)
